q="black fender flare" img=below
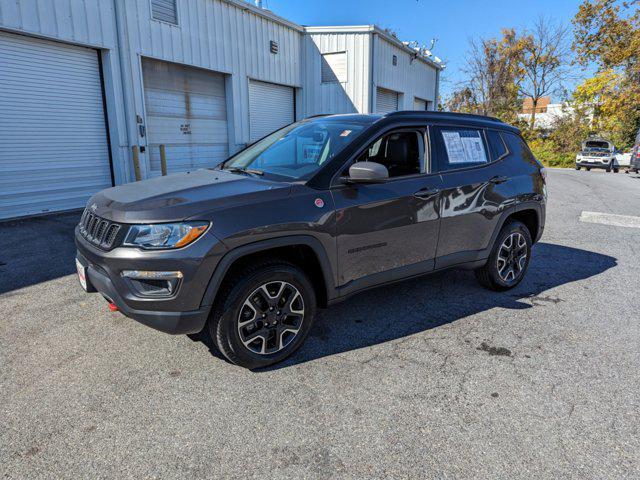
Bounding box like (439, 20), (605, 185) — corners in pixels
(199, 235), (336, 309)
(488, 201), (543, 251)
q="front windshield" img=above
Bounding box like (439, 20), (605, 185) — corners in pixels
(219, 119), (366, 180)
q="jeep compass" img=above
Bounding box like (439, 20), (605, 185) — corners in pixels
(75, 112), (546, 369)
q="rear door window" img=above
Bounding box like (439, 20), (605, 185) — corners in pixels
(434, 127), (488, 171)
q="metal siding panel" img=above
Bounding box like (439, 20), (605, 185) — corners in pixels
(249, 80), (294, 142)
(0, 30), (111, 219)
(142, 58), (229, 174)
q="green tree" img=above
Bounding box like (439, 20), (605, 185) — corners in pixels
(572, 0), (640, 148)
(446, 29), (524, 123)
(517, 17), (571, 130)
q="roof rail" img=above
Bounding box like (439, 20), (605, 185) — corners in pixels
(384, 110), (505, 124)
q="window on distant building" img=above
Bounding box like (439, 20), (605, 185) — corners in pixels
(321, 52), (348, 83)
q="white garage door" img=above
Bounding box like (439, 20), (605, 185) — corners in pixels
(249, 80), (294, 143)
(0, 31), (112, 220)
(414, 97), (427, 111)
(376, 87), (399, 114)
(143, 59), (228, 175)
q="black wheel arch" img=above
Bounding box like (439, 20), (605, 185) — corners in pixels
(200, 235), (336, 311)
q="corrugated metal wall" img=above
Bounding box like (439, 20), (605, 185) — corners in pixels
(304, 32), (371, 116)
(0, 0), (441, 209)
(373, 35), (437, 111)
(0, 0), (117, 48)
(122, 0), (302, 157)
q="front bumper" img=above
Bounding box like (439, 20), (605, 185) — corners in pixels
(577, 159), (613, 169)
(75, 226), (225, 335)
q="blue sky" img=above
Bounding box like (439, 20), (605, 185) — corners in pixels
(264, 0), (591, 101)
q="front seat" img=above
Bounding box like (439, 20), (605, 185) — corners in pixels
(385, 134), (416, 177)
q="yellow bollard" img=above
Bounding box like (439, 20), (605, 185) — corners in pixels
(131, 145), (141, 181)
(160, 144), (167, 176)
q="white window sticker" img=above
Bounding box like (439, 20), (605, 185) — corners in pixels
(442, 130), (487, 164)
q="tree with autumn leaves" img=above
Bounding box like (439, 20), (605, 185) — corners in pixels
(446, 0), (640, 166)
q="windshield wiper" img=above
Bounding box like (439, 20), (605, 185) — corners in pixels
(224, 167), (264, 176)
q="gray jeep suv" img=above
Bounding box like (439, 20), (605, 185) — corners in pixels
(75, 112), (546, 368)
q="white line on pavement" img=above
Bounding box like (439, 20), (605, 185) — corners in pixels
(579, 211), (640, 229)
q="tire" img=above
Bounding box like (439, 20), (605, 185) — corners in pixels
(475, 221), (532, 291)
(208, 260), (316, 369)
(586, 167), (591, 171)
(575, 166), (581, 170)
(605, 165), (611, 173)
(613, 168), (619, 173)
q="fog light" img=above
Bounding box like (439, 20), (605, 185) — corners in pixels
(121, 270), (183, 279)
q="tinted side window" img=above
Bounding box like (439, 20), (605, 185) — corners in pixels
(435, 127), (488, 171)
(502, 132), (537, 164)
(486, 130), (508, 161)
(353, 130), (424, 178)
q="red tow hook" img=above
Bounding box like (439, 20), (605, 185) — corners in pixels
(108, 303), (119, 312)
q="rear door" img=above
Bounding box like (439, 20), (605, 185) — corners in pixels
(432, 126), (514, 268)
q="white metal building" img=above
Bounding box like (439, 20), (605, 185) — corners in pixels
(0, 0), (442, 220)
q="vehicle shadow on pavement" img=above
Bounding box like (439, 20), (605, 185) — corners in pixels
(0, 211), (81, 295)
(254, 242), (617, 371)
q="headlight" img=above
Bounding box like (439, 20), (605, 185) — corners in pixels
(123, 222), (209, 249)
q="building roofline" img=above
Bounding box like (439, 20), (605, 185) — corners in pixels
(223, 0), (304, 32)
(303, 25), (444, 70)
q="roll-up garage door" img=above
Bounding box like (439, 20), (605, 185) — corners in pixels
(142, 59), (228, 175)
(414, 97), (427, 111)
(0, 31), (112, 220)
(249, 80), (294, 143)
(376, 87), (399, 114)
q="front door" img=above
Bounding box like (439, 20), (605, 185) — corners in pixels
(332, 129), (442, 288)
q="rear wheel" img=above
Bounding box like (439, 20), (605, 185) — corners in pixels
(586, 167), (591, 171)
(475, 221), (532, 291)
(575, 165), (581, 170)
(208, 261), (316, 369)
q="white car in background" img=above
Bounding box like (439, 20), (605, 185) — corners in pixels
(576, 138), (619, 173)
(616, 151), (632, 171)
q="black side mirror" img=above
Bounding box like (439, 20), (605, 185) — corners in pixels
(347, 162), (389, 183)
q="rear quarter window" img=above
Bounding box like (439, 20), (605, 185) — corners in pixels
(501, 132), (537, 165)
(486, 130), (508, 161)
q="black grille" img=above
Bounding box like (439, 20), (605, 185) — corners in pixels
(79, 208), (122, 250)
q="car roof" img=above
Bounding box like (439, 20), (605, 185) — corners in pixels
(306, 111), (519, 133)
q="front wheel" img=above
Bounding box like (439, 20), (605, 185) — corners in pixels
(208, 261), (316, 369)
(586, 167), (591, 171)
(475, 221), (532, 291)
(575, 165), (581, 170)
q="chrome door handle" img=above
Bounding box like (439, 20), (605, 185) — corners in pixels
(414, 187), (440, 198)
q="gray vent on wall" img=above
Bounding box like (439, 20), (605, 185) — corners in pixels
(151, 0), (178, 25)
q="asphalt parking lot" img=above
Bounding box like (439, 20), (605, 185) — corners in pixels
(1, 169), (639, 479)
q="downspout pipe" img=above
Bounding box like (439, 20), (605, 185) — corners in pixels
(113, 0), (138, 183)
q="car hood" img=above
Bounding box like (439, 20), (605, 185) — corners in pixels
(88, 169), (291, 223)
